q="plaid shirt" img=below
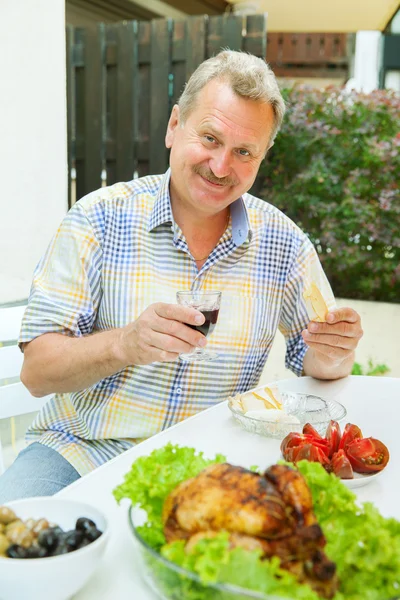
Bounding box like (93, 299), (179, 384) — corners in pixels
(19, 170), (333, 475)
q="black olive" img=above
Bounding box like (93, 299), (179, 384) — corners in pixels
(50, 541), (69, 556)
(85, 527), (102, 542)
(26, 545), (48, 559)
(77, 538), (92, 550)
(6, 544), (29, 559)
(64, 529), (84, 550)
(37, 527), (61, 550)
(75, 517), (96, 533)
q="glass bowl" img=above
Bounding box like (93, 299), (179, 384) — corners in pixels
(228, 393), (347, 439)
(128, 506), (288, 600)
(128, 508), (398, 600)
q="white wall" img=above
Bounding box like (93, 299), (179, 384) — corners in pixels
(0, 0), (68, 304)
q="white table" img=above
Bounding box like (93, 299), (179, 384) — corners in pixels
(57, 375), (400, 599)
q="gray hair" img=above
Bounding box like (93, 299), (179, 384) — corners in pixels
(178, 50), (285, 143)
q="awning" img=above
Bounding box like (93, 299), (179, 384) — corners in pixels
(228, 0), (399, 32)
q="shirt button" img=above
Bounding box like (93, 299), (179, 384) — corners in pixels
(176, 387), (182, 395)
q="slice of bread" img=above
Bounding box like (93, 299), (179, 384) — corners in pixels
(303, 282), (329, 322)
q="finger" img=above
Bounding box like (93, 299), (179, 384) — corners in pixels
(307, 320), (362, 339)
(152, 316), (207, 348)
(146, 346), (180, 363)
(149, 330), (200, 355)
(302, 339), (350, 362)
(325, 307), (360, 324)
(302, 330), (356, 350)
(153, 302), (205, 326)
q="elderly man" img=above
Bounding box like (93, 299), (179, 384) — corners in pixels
(0, 50), (362, 502)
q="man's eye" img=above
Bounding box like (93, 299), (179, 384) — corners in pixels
(238, 149), (250, 157)
(204, 135), (216, 143)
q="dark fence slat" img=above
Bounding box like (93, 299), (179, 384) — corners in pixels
(207, 15), (224, 57)
(84, 24), (106, 195)
(185, 16), (207, 80)
(66, 25), (74, 206)
(222, 15), (243, 52)
(105, 25), (117, 186)
(244, 14), (267, 57)
(137, 21), (151, 176)
(115, 21), (138, 183)
(149, 19), (170, 174)
(74, 28), (86, 202)
(171, 20), (187, 107)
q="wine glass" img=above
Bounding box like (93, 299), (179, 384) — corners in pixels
(176, 290), (222, 362)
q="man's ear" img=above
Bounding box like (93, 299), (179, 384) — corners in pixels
(262, 140), (274, 159)
(165, 104), (180, 149)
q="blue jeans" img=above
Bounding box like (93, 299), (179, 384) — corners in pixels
(0, 442), (81, 503)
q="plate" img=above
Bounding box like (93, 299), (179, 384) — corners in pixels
(228, 389), (347, 439)
(341, 470), (383, 489)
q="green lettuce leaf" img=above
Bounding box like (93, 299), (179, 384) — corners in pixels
(296, 460), (400, 600)
(113, 443), (226, 548)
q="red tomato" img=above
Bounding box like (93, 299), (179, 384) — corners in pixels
(338, 423), (363, 452)
(283, 446), (300, 462)
(294, 444), (331, 468)
(281, 433), (329, 458)
(326, 420), (341, 458)
(280, 433), (305, 455)
(331, 449), (354, 479)
(303, 423), (324, 439)
(346, 437), (390, 473)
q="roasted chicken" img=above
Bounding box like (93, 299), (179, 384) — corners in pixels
(163, 463), (338, 599)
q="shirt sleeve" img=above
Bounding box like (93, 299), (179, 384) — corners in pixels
(19, 202), (103, 347)
(278, 235), (335, 376)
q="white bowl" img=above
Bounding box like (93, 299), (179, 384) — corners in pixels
(0, 497), (109, 600)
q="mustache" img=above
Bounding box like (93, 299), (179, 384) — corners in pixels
(192, 164), (238, 187)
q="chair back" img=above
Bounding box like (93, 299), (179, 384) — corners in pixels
(0, 303), (51, 472)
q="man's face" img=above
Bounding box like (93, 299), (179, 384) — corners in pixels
(166, 79), (275, 217)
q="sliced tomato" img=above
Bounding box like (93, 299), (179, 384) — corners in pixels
(282, 446), (300, 462)
(281, 433), (329, 457)
(281, 433), (305, 455)
(303, 423), (324, 439)
(326, 420), (341, 458)
(346, 437), (390, 474)
(331, 449), (354, 479)
(338, 423), (363, 452)
(294, 444), (331, 469)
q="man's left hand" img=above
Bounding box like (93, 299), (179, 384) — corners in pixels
(302, 307), (363, 368)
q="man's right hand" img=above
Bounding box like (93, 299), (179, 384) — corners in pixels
(117, 303), (207, 365)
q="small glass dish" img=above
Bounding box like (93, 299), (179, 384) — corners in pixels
(128, 506), (288, 600)
(228, 392), (346, 439)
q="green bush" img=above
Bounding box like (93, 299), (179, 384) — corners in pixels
(259, 86), (400, 302)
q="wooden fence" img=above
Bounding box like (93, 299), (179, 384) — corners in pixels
(66, 14), (267, 206)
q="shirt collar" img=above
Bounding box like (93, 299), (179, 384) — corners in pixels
(148, 168), (252, 247)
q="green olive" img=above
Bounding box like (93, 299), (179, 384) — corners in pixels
(0, 533), (9, 555)
(6, 524), (34, 548)
(31, 519), (50, 536)
(0, 507), (17, 525)
(5, 520), (23, 534)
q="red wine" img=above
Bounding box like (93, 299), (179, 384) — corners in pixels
(188, 309), (219, 337)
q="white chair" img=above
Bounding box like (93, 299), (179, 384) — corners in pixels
(0, 303), (51, 473)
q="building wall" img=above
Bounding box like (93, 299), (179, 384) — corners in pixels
(0, 0), (68, 304)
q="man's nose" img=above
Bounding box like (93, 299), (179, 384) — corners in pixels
(209, 149), (232, 179)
